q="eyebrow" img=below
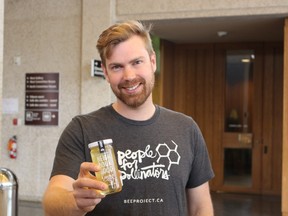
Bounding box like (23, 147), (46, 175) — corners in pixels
(108, 62), (122, 67)
(107, 56), (145, 68)
(129, 56), (144, 64)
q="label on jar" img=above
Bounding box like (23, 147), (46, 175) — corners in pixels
(98, 140), (106, 153)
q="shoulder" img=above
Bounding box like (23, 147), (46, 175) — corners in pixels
(72, 105), (113, 123)
(60, 105), (114, 134)
(157, 106), (203, 137)
(158, 106), (196, 125)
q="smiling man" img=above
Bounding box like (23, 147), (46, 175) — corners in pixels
(43, 20), (214, 216)
(104, 35), (156, 111)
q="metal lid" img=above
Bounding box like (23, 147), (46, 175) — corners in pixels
(88, 139), (113, 149)
(0, 168), (18, 188)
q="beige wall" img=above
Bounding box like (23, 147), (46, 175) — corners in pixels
(1, 0), (82, 201)
(115, 0), (288, 20)
(0, 0), (287, 202)
(0, 0), (3, 157)
(80, 0), (115, 114)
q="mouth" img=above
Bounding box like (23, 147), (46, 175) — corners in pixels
(125, 83), (140, 91)
(122, 82), (142, 94)
(119, 77), (146, 95)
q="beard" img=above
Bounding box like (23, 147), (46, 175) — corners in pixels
(111, 74), (155, 108)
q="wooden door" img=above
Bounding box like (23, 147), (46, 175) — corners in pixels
(214, 44), (263, 193)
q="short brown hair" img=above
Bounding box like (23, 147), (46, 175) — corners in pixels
(96, 20), (154, 67)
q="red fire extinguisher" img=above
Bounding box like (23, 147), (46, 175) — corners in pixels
(7, 135), (17, 159)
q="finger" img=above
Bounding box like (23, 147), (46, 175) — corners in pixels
(75, 197), (102, 213)
(78, 162), (101, 177)
(73, 177), (108, 191)
(73, 189), (104, 212)
(74, 187), (106, 199)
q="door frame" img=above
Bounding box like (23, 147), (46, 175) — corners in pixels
(213, 43), (264, 194)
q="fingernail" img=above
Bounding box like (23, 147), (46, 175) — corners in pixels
(102, 183), (108, 190)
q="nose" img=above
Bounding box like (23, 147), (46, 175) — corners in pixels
(123, 66), (136, 80)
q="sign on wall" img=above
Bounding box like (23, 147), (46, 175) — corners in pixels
(25, 73), (59, 126)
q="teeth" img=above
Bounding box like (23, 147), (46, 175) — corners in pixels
(127, 84), (139, 91)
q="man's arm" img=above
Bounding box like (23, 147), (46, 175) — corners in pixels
(42, 162), (107, 216)
(186, 182), (214, 216)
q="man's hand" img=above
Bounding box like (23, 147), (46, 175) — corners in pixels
(43, 162), (108, 216)
(72, 162), (108, 212)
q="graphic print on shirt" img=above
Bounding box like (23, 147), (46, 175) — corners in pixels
(117, 140), (181, 182)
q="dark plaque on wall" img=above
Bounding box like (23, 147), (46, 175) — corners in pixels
(25, 73), (59, 126)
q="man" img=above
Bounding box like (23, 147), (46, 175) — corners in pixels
(43, 20), (214, 216)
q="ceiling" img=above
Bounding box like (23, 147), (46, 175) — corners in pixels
(144, 14), (287, 44)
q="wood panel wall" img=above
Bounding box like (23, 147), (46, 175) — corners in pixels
(160, 40), (175, 108)
(262, 43), (283, 194)
(282, 18), (288, 216)
(160, 41), (283, 195)
(161, 43), (218, 188)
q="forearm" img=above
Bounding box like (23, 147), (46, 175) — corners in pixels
(42, 186), (86, 216)
(188, 203), (214, 216)
(186, 183), (214, 216)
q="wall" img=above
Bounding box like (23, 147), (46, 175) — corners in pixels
(80, 0), (115, 114)
(0, 0), (287, 202)
(115, 0), (288, 21)
(283, 17), (288, 216)
(0, 0), (82, 201)
(0, 0), (3, 143)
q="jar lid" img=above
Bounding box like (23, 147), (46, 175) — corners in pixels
(88, 139), (113, 149)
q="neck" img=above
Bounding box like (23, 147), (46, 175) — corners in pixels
(112, 97), (155, 121)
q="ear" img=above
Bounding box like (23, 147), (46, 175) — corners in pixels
(150, 51), (157, 73)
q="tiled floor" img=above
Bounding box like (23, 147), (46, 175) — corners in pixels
(18, 192), (281, 216)
(18, 200), (44, 216)
(211, 192), (281, 216)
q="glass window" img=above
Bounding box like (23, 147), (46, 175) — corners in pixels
(224, 148), (252, 186)
(225, 50), (254, 133)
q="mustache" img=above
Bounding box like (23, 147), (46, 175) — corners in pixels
(118, 77), (146, 88)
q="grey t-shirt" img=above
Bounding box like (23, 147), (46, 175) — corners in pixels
(51, 105), (214, 215)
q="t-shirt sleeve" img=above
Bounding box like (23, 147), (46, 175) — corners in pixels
(186, 124), (214, 188)
(50, 117), (87, 180)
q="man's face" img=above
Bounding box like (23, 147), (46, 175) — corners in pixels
(103, 35), (156, 108)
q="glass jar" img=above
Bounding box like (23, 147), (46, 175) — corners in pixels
(88, 139), (122, 195)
